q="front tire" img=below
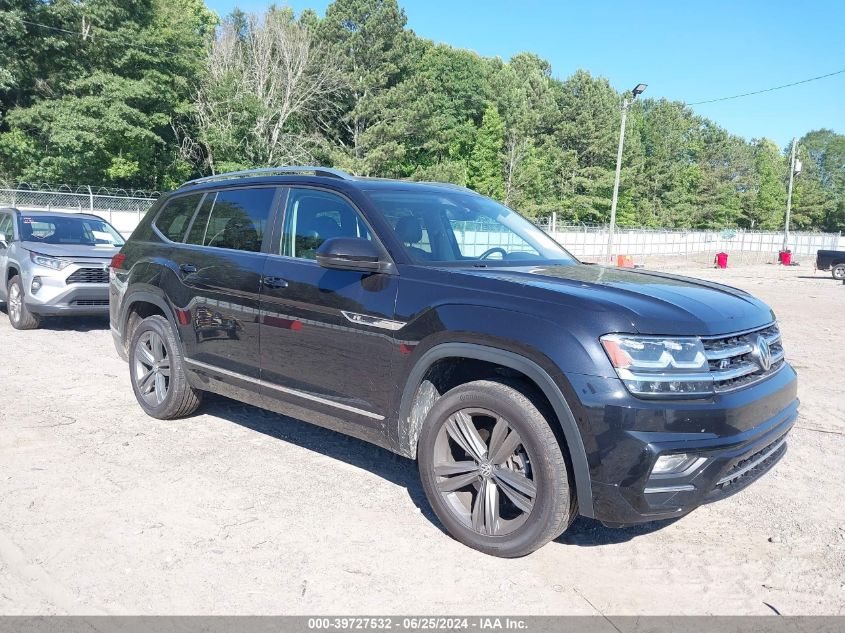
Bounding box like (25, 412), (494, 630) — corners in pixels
(128, 315), (202, 419)
(831, 264), (845, 280)
(6, 276), (40, 330)
(418, 380), (576, 557)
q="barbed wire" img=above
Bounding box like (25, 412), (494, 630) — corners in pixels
(2, 182), (160, 198)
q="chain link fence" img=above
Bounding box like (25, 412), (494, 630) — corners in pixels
(0, 183), (159, 236)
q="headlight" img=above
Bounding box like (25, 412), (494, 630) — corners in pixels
(600, 334), (713, 397)
(29, 251), (71, 270)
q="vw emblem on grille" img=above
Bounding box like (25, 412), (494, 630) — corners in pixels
(752, 335), (772, 372)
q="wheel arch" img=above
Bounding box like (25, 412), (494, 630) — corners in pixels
(119, 290), (182, 355)
(397, 342), (595, 518)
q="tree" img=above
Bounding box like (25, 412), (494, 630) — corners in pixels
(744, 139), (786, 229)
(468, 104), (505, 199)
(0, 0), (216, 189)
(630, 99), (700, 226)
(316, 0), (411, 173)
(549, 70), (622, 223)
(192, 8), (346, 173)
(361, 42), (492, 177)
(791, 130), (845, 231)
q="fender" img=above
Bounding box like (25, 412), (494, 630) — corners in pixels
(397, 342), (595, 518)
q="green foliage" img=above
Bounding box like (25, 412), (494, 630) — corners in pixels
(468, 104), (505, 199)
(746, 139), (787, 230)
(791, 130), (845, 231)
(0, 0), (216, 188)
(0, 0), (841, 231)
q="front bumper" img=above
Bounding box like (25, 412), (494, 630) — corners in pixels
(566, 362), (798, 526)
(22, 266), (110, 316)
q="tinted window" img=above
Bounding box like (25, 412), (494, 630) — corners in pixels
(155, 194), (203, 242)
(185, 195), (216, 245)
(281, 188), (371, 259)
(17, 215), (125, 246)
(186, 188), (276, 253)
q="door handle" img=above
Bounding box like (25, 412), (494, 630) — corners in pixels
(263, 276), (289, 289)
(180, 263), (197, 274)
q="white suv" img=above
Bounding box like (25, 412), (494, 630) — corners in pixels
(0, 208), (124, 329)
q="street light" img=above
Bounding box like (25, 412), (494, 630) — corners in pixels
(606, 83), (647, 263)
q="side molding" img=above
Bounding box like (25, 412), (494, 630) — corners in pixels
(397, 342), (595, 519)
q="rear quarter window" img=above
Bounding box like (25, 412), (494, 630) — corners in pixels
(186, 187), (277, 253)
(154, 194), (204, 242)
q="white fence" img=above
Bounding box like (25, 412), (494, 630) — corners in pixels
(0, 184), (159, 236)
(539, 220), (842, 266)
(1, 184), (841, 264)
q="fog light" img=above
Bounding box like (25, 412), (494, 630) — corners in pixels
(31, 276), (42, 293)
(652, 453), (705, 475)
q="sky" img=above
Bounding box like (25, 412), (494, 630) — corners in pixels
(204, 0), (845, 148)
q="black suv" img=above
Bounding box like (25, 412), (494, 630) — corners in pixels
(110, 167), (798, 557)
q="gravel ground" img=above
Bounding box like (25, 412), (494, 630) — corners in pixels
(0, 263), (843, 615)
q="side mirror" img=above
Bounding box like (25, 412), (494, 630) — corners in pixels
(0, 233), (7, 249)
(316, 237), (391, 274)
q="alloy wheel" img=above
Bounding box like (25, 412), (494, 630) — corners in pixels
(433, 407), (537, 536)
(8, 283), (22, 324)
(133, 330), (171, 405)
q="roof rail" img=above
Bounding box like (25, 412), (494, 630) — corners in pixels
(179, 166), (353, 188)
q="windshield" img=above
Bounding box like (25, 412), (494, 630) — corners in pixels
(18, 215), (125, 247)
(364, 190), (577, 265)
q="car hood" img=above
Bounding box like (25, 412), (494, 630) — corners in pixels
(21, 241), (119, 260)
(451, 263), (775, 336)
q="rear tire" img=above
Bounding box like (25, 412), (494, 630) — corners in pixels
(831, 264), (845, 280)
(6, 276), (40, 330)
(128, 315), (202, 419)
(418, 379), (576, 557)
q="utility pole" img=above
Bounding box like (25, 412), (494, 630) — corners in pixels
(607, 83), (647, 264)
(783, 137), (798, 251)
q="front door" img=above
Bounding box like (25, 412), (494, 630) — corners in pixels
(163, 186), (282, 402)
(259, 187), (399, 444)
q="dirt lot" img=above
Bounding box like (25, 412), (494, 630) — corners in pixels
(1, 263), (843, 615)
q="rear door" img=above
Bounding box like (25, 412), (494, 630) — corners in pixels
(163, 186), (283, 401)
(258, 187), (399, 441)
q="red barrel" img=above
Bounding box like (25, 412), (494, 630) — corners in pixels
(779, 250), (792, 265)
(715, 252), (728, 269)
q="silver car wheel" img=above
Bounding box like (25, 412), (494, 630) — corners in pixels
(8, 282), (22, 324)
(433, 407), (536, 537)
(133, 330), (171, 406)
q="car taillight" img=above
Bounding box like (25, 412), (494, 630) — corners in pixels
(110, 253), (126, 270)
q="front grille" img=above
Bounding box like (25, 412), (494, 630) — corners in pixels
(702, 323), (785, 392)
(73, 299), (109, 306)
(66, 267), (109, 284)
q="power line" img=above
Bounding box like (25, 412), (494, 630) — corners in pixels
(687, 68), (845, 105)
(19, 18), (183, 59)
